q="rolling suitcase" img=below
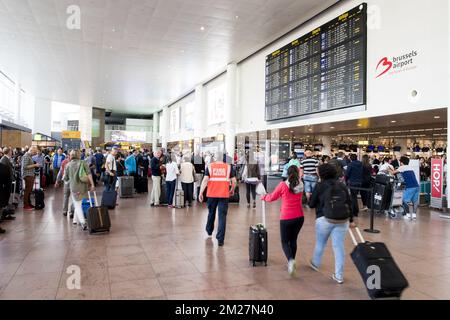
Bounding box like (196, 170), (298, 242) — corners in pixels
(229, 185), (240, 204)
(33, 175), (45, 210)
(118, 176), (134, 198)
(160, 178), (168, 205)
(82, 197), (96, 219)
(101, 190), (117, 210)
(349, 227), (408, 300)
(87, 191), (111, 234)
(175, 180), (185, 208)
(249, 200), (268, 267)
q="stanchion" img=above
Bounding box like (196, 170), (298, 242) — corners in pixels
(364, 188), (380, 234)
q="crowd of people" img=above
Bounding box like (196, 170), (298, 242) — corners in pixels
(0, 142), (442, 284)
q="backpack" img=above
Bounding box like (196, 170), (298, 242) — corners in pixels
(323, 181), (351, 221)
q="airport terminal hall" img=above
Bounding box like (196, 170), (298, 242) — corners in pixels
(1, 0), (450, 305)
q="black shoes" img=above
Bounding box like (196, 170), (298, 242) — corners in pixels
(63, 212), (68, 217)
(70, 213), (74, 219)
(218, 242), (224, 247)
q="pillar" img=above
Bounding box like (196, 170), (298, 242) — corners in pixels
(225, 63), (237, 157)
(320, 135), (332, 156)
(152, 112), (159, 150)
(160, 107), (169, 150)
(193, 84), (206, 153)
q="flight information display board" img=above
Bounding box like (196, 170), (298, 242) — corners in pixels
(265, 4), (367, 121)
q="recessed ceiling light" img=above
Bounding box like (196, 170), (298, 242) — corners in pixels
(109, 46), (113, 49)
(330, 127), (335, 129)
(200, 26), (205, 31)
(112, 28), (116, 32)
(434, 116), (441, 119)
(391, 120), (397, 123)
(290, 131), (294, 133)
(235, 15), (239, 19)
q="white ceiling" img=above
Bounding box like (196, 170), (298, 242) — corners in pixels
(0, 0), (338, 114)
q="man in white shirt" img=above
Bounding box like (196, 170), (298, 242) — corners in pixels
(104, 148), (118, 192)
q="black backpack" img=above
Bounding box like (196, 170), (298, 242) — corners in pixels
(323, 181), (351, 221)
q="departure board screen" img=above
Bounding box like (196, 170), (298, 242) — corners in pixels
(265, 4), (367, 121)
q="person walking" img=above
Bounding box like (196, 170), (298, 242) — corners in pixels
(52, 148), (66, 184)
(180, 155), (195, 207)
(309, 164), (353, 284)
(299, 150), (319, 203)
(360, 154), (373, 212)
(55, 153), (74, 218)
(21, 146), (40, 211)
(165, 155), (179, 208)
(261, 166), (305, 277)
(199, 151), (237, 247)
(392, 156), (420, 220)
(63, 150), (95, 229)
(242, 152), (261, 209)
(345, 154), (363, 218)
(150, 150), (162, 207)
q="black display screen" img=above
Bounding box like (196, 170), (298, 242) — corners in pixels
(265, 4), (367, 122)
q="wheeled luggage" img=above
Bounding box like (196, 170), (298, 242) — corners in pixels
(9, 181), (19, 210)
(87, 191), (111, 234)
(137, 171), (148, 194)
(249, 199), (268, 267)
(160, 178), (167, 205)
(229, 185), (240, 204)
(33, 175), (45, 210)
(349, 227), (408, 300)
(118, 176), (134, 198)
(82, 197), (96, 218)
(101, 190), (117, 210)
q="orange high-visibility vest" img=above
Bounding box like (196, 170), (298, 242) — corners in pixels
(207, 162), (231, 199)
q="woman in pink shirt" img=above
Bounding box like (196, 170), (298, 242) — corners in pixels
(262, 166), (304, 276)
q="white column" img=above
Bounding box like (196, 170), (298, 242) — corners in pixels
(193, 84), (206, 152)
(320, 135), (332, 156)
(152, 112), (159, 150)
(161, 108), (169, 150)
(33, 98), (52, 136)
(225, 63), (237, 156)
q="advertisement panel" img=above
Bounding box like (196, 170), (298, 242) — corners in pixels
(431, 158), (443, 209)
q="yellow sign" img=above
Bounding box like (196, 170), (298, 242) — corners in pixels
(358, 141), (369, 146)
(62, 131), (81, 139)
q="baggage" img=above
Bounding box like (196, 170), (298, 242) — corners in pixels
(375, 174), (392, 185)
(249, 200), (268, 267)
(118, 176), (134, 198)
(9, 181), (19, 209)
(371, 183), (391, 211)
(160, 178), (168, 205)
(101, 190), (117, 210)
(82, 197), (95, 218)
(349, 227), (408, 300)
(41, 174), (47, 189)
(175, 189), (185, 208)
(137, 176), (148, 194)
(33, 175), (45, 210)
(87, 191), (111, 234)
(229, 185), (240, 204)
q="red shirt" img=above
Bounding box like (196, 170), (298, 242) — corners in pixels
(262, 182), (304, 221)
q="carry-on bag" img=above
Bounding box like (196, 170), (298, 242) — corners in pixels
(137, 170), (148, 194)
(249, 199), (268, 267)
(160, 178), (168, 205)
(33, 174), (45, 210)
(118, 176), (134, 198)
(349, 227), (408, 299)
(87, 191), (111, 234)
(174, 179), (185, 208)
(82, 197), (96, 219)
(101, 189), (118, 210)
(229, 185), (240, 204)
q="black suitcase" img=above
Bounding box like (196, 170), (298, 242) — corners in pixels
(375, 174), (392, 185)
(371, 183), (392, 211)
(137, 176), (148, 194)
(229, 185), (240, 204)
(249, 200), (268, 266)
(160, 178), (168, 205)
(349, 228), (408, 299)
(33, 176), (45, 210)
(101, 190), (117, 210)
(87, 192), (111, 234)
(118, 176), (134, 198)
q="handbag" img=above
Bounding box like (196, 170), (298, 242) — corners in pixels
(78, 162), (89, 183)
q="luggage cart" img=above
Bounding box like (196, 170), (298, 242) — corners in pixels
(387, 177), (406, 219)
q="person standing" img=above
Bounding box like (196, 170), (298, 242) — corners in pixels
(392, 156), (420, 220)
(63, 150), (95, 229)
(94, 148), (104, 182)
(1, 147), (15, 220)
(309, 164), (353, 284)
(299, 150), (319, 203)
(150, 150), (162, 207)
(52, 148), (66, 184)
(104, 148), (118, 192)
(180, 156), (195, 207)
(199, 152), (237, 247)
(165, 155), (179, 208)
(32, 148), (45, 187)
(261, 166), (305, 277)
(55, 153), (74, 218)
(345, 154), (363, 218)
(360, 155), (373, 212)
(255, 145), (267, 190)
(242, 152), (261, 209)
(21, 146), (40, 211)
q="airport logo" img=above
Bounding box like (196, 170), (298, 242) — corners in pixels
(376, 50), (418, 78)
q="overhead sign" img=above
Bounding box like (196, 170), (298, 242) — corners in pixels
(431, 158), (443, 209)
(62, 131), (81, 139)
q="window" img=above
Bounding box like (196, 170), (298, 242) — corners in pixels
(169, 107), (180, 134)
(185, 101), (195, 131)
(0, 72), (16, 121)
(207, 83), (226, 125)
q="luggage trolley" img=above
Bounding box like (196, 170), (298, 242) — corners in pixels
(387, 176), (406, 219)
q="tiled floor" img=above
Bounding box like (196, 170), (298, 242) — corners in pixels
(1, 183), (450, 300)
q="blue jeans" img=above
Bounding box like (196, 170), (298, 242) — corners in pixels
(303, 175), (318, 193)
(312, 217), (349, 281)
(206, 198), (229, 244)
(403, 187), (420, 214)
(104, 175), (117, 192)
(166, 180), (176, 206)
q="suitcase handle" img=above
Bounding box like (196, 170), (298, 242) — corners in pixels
(348, 227), (366, 246)
(87, 191), (98, 207)
(261, 200), (266, 228)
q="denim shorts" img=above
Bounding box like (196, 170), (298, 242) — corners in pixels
(403, 187), (419, 205)
(303, 175), (318, 193)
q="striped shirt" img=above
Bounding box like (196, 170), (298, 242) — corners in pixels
(300, 157), (319, 175)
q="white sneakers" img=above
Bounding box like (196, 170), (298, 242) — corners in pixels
(332, 274), (344, 284)
(404, 213), (418, 221)
(287, 259), (297, 277)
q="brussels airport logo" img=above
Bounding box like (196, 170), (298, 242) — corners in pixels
(376, 50), (418, 78)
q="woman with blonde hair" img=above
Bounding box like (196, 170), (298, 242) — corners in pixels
(63, 150), (95, 230)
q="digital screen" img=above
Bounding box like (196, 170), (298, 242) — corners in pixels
(265, 4), (367, 121)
